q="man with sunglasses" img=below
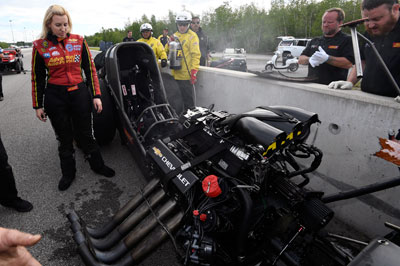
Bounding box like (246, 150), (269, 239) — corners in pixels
(168, 11), (201, 112)
(190, 16), (210, 66)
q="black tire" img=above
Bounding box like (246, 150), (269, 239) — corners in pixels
(288, 63), (299, 72)
(93, 79), (117, 145)
(20, 60), (25, 73)
(265, 64), (273, 71)
(15, 61), (21, 74)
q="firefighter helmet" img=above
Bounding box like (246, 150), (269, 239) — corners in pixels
(140, 23), (153, 32)
(175, 11), (192, 24)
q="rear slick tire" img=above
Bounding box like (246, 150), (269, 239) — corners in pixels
(93, 79), (117, 145)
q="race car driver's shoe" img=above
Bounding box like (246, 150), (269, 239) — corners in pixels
(0, 97), (3, 101)
(0, 197), (33, 212)
(58, 175), (75, 191)
(87, 151), (115, 178)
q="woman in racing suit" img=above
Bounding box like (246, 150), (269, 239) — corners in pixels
(31, 5), (115, 191)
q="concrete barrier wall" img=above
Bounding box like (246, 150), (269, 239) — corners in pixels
(164, 66), (400, 237)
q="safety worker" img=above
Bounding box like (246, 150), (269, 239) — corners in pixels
(137, 23), (168, 67)
(158, 28), (170, 47)
(167, 11), (201, 112)
(31, 4), (115, 191)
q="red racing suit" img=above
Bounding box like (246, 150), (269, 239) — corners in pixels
(31, 33), (100, 108)
(31, 33), (102, 177)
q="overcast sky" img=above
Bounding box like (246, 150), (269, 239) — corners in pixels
(0, 0), (271, 43)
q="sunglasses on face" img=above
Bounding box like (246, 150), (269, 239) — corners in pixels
(177, 23), (188, 27)
(191, 22), (200, 24)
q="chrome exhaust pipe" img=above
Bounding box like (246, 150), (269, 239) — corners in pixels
(93, 199), (177, 263)
(76, 211), (184, 266)
(76, 188), (167, 250)
(67, 178), (160, 238)
(129, 211), (184, 261)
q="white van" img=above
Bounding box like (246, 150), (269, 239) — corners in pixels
(276, 36), (311, 59)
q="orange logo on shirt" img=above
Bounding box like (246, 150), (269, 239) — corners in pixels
(328, 45), (339, 49)
(393, 42), (400, 48)
(48, 57), (65, 66)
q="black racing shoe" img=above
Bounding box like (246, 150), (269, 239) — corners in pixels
(58, 175), (75, 191)
(0, 197), (33, 212)
(86, 152), (115, 178)
(93, 165), (115, 178)
(0, 96), (4, 101)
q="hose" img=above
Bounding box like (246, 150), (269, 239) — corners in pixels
(174, 36), (197, 106)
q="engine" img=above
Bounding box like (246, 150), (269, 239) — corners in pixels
(147, 106), (334, 265)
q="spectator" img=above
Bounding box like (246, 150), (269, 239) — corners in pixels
(0, 47), (3, 101)
(158, 28), (170, 47)
(123, 30), (135, 42)
(329, 0), (400, 97)
(299, 8), (354, 85)
(167, 11), (201, 112)
(137, 23), (168, 67)
(0, 132), (33, 212)
(190, 16), (210, 66)
(0, 227), (41, 265)
(31, 4), (115, 191)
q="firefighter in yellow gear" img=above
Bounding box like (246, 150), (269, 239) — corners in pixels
(137, 23), (168, 67)
(165, 11), (200, 112)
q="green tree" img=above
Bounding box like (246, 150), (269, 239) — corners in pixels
(0, 42), (9, 48)
(84, 0), (363, 53)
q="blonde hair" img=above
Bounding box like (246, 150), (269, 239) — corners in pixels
(40, 5), (72, 39)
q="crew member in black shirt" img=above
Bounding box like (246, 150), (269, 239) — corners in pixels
(123, 30), (135, 42)
(157, 28), (170, 47)
(329, 0), (400, 97)
(299, 8), (354, 85)
(190, 16), (210, 66)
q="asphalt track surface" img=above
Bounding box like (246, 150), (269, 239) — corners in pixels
(0, 49), (181, 266)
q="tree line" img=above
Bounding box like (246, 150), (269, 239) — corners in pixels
(85, 0), (363, 53)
